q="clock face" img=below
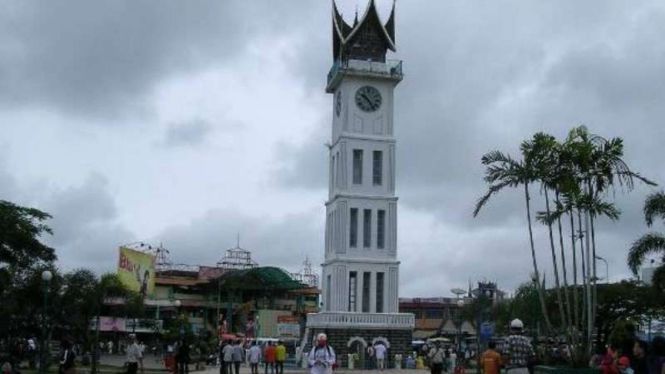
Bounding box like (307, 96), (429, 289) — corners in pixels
(335, 90), (342, 117)
(355, 86), (382, 112)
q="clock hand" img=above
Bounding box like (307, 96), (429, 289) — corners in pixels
(361, 94), (373, 109)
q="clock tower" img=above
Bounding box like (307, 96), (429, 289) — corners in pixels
(305, 0), (414, 367)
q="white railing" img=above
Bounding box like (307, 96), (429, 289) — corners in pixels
(327, 59), (403, 87)
(306, 312), (414, 329)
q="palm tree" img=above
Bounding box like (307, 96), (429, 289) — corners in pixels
(567, 126), (655, 345)
(524, 133), (568, 330)
(474, 150), (553, 331)
(628, 192), (665, 279)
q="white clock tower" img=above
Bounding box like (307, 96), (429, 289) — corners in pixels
(306, 1), (414, 364)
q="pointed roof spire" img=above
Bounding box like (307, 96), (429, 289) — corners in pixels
(331, 0), (396, 62)
(353, 4), (359, 27)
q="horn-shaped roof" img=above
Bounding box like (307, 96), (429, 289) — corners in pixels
(332, 0), (396, 62)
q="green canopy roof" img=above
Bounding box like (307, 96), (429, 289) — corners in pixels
(215, 266), (305, 291)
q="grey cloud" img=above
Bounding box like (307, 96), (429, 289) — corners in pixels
(154, 207), (324, 275)
(163, 119), (212, 148)
(0, 1), (322, 120)
(38, 173), (135, 272)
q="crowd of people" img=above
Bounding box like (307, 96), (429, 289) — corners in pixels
(590, 337), (665, 374)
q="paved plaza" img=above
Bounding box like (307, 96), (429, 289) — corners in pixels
(97, 354), (427, 374)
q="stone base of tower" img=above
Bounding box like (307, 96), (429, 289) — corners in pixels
(304, 312), (414, 369)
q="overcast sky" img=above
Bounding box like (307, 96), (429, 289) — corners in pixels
(2, 0), (665, 297)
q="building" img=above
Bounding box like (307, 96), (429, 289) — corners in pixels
(99, 244), (320, 345)
(306, 0), (414, 367)
(399, 282), (507, 340)
(399, 297), (475, 340)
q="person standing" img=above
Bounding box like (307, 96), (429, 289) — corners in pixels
(179, 340), (190, 374)
(633, 340), (649, 374)
(264, 342), (276, 374)
(480, 341), (502, 374)
(108, 341), (114, 355)
(223, 341), (235, 374)
(59, 340), (76, 374)
(428, 343), (445, 374)
(126, 335), (144, 374)
(367, 345), (375, 370)
(275, 341), (286, 374)
(449, 349), (457, 373)
(218, 342), (227, 374)
(375, 343), (387, 371)
(503, 319), (535, 374)
(27, 336), (37, 370)
(648, 336), (665, 374)
(308, 334), (336, 374)
(249, 342), (261, 374)
(233, 340), (244, 374)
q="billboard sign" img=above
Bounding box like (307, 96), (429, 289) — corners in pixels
(117, 247), (156, 297)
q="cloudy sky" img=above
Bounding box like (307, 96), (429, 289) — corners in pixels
(2, 0), (664, 297)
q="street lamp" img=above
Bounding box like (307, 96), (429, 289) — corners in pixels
(595, 256), (609, 284)
(40, 270), (53, 374)
(456, 299), (465, 355)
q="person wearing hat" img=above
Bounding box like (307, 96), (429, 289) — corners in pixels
(503, 319), (534, 374)
(126, 334), (144, 374)
(308, 334), (336, 374)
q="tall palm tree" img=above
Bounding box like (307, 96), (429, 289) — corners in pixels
(628, 192), (665, 278)
(524, 133), (567, 329)
(474, 150), (553, 331)
(567, 126), (655, 344)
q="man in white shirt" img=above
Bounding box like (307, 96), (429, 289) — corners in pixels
(374, 343), (387, 371)
(248, 341), (261, 374)
(126, 334), (143, 374)
(308, 334), (336, 374)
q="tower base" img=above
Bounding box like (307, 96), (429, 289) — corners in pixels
(304, 312), (414, 368)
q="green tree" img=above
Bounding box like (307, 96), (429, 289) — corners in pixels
(474, 150), (553, 331)
(628, 192), (665, 289)
(525, 133), (568, 330)
(0, 200), (56, 291)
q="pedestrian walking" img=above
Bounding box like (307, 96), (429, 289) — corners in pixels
(375, 342), (387, 371)
(503, 319), (535, 374)
(223, 341), (235, 374)
(275, 341), (286, 374)
(126, 334), (144, 374)
(480, 341), (502, 374)
(233, 340), (244, 374)
(249, 342), (261, 374)
(307, 334), (336, 374)
(264, 342), (276, 374)
(633, 340), (649, 374)
(428, 343), (446, 374)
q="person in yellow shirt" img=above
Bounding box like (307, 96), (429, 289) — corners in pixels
(481, 342), (502, 374)
(275, 341), (287, 374)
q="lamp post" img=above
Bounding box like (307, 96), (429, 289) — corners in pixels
(40, 270), (53, 374)
(456, 299), (465, 355)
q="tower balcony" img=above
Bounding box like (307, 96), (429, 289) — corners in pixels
(306, 311), (414, 330)
(326, 59), (403, 93)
